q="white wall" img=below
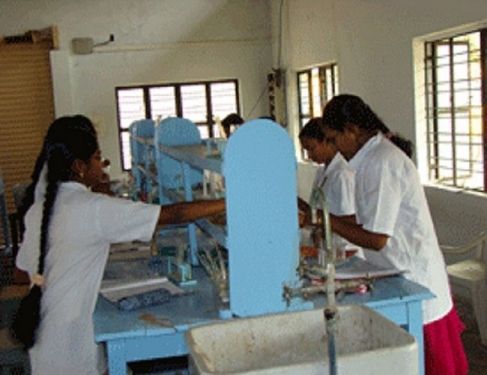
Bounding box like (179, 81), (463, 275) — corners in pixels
(275, 0), (487, 142)
(0, 0), (273, 178)
(2, 0), (487, 227)
(272, 0), (487, 230)
(425, 185), (487, 248)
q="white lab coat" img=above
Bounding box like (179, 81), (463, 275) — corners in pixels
(349, 133), (451, 324)
(313, 153), (361, 254)
(16, 182), (160, 375)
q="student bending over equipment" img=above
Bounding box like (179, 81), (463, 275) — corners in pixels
(322, 94), (467, 375)
(298, 117), (361, 258)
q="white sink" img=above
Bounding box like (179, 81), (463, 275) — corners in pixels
(186, 305), (418, 375)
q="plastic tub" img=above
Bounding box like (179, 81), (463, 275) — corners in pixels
(187, 305), (418, 375)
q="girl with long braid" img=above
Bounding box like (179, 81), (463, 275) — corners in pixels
(13, 115), (225, 374)
(15, 116), (97, 243)
(322, 94), (467, 375)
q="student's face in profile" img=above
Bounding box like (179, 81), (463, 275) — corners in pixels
(300, 137), (336, 165)
(83, 149), (106, 188)
(324, 125), (360, 160)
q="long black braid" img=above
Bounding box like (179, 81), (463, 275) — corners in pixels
(322, 94), (413, 158)
(38, 144), (76, 274)
(12, 116), (98, 349)
(17, 116), (97, 235)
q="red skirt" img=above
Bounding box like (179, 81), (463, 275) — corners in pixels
(423, 306), (468, 375)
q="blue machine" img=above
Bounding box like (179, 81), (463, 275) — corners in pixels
(156, 118), (311, 317)
(224, 119), (310, 316)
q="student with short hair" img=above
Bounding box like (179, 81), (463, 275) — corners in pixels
(221, 113), (244, 138)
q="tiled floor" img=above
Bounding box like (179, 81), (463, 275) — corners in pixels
(454, 294), (487, 375)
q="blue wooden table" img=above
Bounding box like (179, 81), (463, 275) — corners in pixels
(94, 267), (432, 375)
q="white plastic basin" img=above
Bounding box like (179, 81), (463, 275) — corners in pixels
(187, 305), (418, 375)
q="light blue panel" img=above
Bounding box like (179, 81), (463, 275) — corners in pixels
(128, 121), (142, 196)
(154, 117), (203, 199)
(129, 120), (155, 198)
(123, 334), (187, 362)
(129, 119), (155, 166)
(224, 119), (300, 317)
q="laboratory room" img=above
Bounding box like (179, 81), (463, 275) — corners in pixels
(1, 1), (487, 375)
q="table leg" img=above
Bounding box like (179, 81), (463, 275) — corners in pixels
(106, 340), (128, 375)
(405, 301), (425, 375)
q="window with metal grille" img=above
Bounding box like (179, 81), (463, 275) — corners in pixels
(424, 29), (486, 192)
(116, 79), (240, 170)
(297, 63), (339, 159)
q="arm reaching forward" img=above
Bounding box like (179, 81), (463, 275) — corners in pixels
(158, 199), (226, 226)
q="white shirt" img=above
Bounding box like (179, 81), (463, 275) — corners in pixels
(313, 153), (355, 216)
(348, 133), (452, 324)
(313, 153), (360, 253)
(16, 182), (160, 375)
(34, 165), (47, 201)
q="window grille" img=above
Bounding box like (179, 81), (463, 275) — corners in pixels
(424, 29), (486, 192)
(116, 79), (239, 170)
(297, 63), (338, 158)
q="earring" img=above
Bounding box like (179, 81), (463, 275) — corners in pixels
(79, 172), (84, 179)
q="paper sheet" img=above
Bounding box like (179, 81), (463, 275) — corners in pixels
(335, 256), (405, 280)
(100, 277), (184, 303)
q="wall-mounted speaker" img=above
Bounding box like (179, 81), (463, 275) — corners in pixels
(71, 37), (94, 55)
